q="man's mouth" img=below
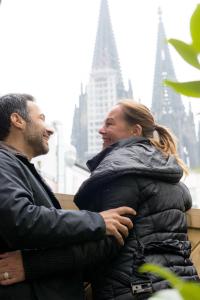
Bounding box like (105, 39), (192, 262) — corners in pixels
(43, 135), (49, 143)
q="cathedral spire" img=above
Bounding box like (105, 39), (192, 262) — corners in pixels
(71, 0), (133, 164)
(151, 9), (185, 117)
(158, 7), (162, 21)
(151, 9), (199, 167)
(92, 0), (120, 71)
(92, 0), (124, 95)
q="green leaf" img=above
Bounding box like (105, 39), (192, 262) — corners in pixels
(140, 264), (200, 300)
(164, 80), (200, 97)
(180, 282), (200, 300)
(168, 39), (200, 70)
(190, 4), (200, 52)
(139, 264), (182, 287)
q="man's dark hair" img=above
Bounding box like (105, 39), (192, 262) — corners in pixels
(0, 93), (35, 140)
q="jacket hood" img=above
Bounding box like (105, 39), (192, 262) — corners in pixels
(87, 137), (183, 181)
(74, 137), (183, 207)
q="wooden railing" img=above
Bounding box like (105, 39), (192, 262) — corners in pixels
(187, 208), (200, 276)
(56, 193), (200, 276)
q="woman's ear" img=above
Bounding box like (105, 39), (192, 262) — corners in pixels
(132, 124), (142, 136)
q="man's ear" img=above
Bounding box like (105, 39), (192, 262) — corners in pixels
(10, 113), (26, 129)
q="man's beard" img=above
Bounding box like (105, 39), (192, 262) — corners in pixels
(25, 124), (49, 157)
(27, 134), (49, 157)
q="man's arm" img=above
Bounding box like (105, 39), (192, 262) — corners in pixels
(0, 235), (120, 285)
(0, 153), (135, 249)
(0, 176), (138, 285)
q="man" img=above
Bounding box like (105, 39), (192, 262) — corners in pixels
(0, 93), (135, 299)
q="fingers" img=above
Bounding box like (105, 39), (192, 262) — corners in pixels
(114, 206), (136, 216)
(0, 270), (11, 281)
(0, 253), (9, 259)
(106, 222), (125, 246)
(111, 228), (124, 246)
(108, 220), (132, 245)
(117, 215), (133, 230)
(0, 251), (25, 285)
(0, 260), (8, 268)
(0, 270), (25, 285)
(115, 222), (129, 238)
(100, 206), (136, 245)
(0, 277), (19, 286)
(101, 216), (131, 245)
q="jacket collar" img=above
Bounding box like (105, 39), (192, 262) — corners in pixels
(0, 141), (28, 159)
(87, 136), (148, 172)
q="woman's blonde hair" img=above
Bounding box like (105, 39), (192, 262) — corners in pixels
(118, 99), (189, 175)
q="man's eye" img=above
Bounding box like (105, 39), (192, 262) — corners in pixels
(39, 114), (46, 121)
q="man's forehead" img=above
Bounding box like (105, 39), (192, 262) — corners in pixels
(27, 101), (42, 114)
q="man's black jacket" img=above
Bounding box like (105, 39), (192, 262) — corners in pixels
(0, 143), (118, 300)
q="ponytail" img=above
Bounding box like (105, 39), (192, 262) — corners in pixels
(149, 124), (189, 176)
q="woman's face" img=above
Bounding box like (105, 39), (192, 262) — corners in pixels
(99, 105), (135, 149)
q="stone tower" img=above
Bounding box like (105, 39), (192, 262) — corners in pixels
(71, 0), (133, 165)
(151, 9), (199, 168)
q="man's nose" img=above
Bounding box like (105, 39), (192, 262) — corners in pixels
(46, 126), (54, 136)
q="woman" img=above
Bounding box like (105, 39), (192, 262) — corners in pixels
(0, 100), (198, 299)
(73, 99), (198, 299)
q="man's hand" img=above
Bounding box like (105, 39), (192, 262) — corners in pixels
(99, 207), (136, 245)
(0, 251), (25, 285)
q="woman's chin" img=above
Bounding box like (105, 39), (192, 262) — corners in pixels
(102, 142), (109, 149)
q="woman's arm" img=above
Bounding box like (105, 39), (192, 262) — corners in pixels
(96, 175), (140, 212)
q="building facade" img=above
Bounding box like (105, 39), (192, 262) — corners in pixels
(72, 3), (199, 168)
(34, 4), (200, 201)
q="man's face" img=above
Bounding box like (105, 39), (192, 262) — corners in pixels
(24, 101), (54, 158)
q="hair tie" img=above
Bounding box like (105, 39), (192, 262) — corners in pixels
(154, 124), (158, 130)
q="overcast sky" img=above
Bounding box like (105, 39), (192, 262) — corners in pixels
(0, 0), (200, 143)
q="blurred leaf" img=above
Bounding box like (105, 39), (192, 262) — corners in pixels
(180, 282), (200, 299)
(139, 264), (181, 286)
(140, 264), (200, 300)
(168, 39), (200, 69)
(190, 4), (200, 52)
(164, 80), (200, 97)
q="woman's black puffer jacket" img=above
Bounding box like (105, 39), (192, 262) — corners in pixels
(74, 137), (199, 300)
